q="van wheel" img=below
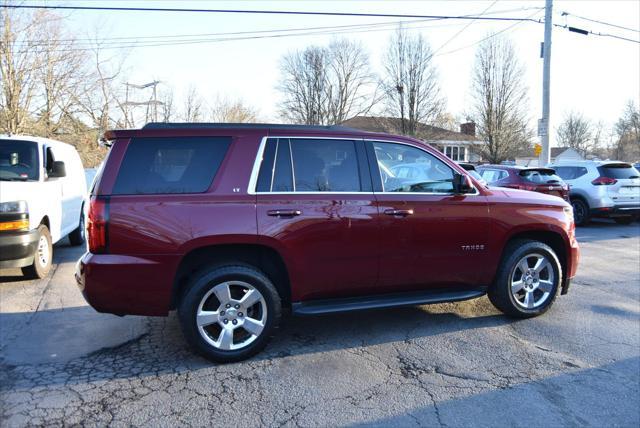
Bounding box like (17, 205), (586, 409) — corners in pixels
(22, 225), (53, 279)
(178, 264), (281, 363)
(488, 239), (562, 318)
(570, 199), (590, 226)
(68, 212), (85, 246)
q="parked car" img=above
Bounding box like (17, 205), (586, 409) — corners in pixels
(476, 165), (570, 202)
(457, 162), (487, 186)
(550, 161), (640, 226)
(1, 135), (87, 278)
(76, 123), (579, 363)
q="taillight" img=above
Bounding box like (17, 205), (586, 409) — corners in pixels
(87, 196), (109, 253)
(591, 176), (617, 186)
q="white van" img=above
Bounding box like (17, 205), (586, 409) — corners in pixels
(0, 135), (88, 278)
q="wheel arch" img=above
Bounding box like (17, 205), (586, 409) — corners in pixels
(171, 243), (292, 310)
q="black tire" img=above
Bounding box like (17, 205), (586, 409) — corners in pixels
(571, 198), (590, 226)
(614, 216), (634, 225)
(488, 239), (562, 319)
(68, 210), (86, 246)
(22, 225), (53, 279)
(178, 264), (282, 363)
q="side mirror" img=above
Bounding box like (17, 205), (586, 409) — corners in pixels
(49, 161), (66, 178)
(453, 173), (473, 194)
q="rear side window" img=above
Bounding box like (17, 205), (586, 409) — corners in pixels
(256, 138), (361, 192)
(520, 169), (563, 184)
(598, 164), (640, 179)
(479, 169), (508, 183)
(113, 137), (231, 195)
(554, 166), (588, 180)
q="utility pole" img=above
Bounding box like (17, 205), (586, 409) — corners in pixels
(539, 0), (553, 166)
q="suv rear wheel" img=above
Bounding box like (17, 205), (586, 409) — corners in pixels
(488, 239), (561, 318)
(68, 211), (85, 246)
(178, 264), (281, 363)
(570, 198), (590, 226)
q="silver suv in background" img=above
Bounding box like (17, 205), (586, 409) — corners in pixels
(550, 160), (640, 226)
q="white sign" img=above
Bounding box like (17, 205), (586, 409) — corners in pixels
(537, 118), (548, 137)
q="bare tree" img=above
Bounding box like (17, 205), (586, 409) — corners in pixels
(470, 34), (532, 163)
(613, 100), (640, 161)
(381, 27), (444, 136)
(556, 111), (594, 156)
(277, 38), (375, 125)
(210, 95), (259, 123)
(159, 88), (175, 122)
(0, 8), (46, 133)
(181, 85), (203, 122)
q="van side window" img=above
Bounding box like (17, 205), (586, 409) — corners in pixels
(112, 137), (231, 195)
(44, 147), (55, 175)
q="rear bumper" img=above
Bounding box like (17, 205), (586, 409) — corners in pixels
(590, 205), (640, 218)
(75, 252), (177, 316)
(0, 229), (39, 268)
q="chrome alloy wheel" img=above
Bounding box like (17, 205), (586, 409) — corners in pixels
(510, 253), (555, 309)
(196, 281), (267, 351)
(37, 235), (50, 267)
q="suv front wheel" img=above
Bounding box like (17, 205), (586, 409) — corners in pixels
(178, 264), (282, 363)
(488, 239), (562, 318)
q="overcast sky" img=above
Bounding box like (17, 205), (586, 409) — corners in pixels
(54, 0), (640, 145)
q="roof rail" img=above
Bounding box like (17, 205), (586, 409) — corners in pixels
(141, 122), (357, 131)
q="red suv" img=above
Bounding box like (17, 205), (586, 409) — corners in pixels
(476, 165), (570, 202)
(76, 124), (579, 362)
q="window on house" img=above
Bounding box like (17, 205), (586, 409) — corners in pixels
(443, 146), (466, 161)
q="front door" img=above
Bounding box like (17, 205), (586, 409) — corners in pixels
(367, 140), (490, 292)
(255, 137), (378, 302)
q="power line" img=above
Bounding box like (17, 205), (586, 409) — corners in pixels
(560, 10), (640, 34)
(553, 23), (640, 44)
(0, 4), (545, 23)
(432, 0), (499, 55)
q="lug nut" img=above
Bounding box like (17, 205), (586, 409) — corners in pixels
(238, 312), (243, 317)
(232, 319), (238, 325)
(225, 304), (231, 309)
(234, 304), (240, 309)
(223, 319), (228, 324)
(220, 311), (225, 316)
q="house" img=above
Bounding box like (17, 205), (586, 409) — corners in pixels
(515, 147), (583, 167)
(340, 116), (484, 162)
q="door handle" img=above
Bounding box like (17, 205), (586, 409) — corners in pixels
(384, 209), (414, 217)
(267, 209), (302, 217)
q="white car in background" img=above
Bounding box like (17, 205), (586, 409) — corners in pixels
(0, 135), (88, 278)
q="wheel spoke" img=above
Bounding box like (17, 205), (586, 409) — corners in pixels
(534, 258), (550, 274)
(538, 279), (554, 293)
(197, 310), (219, 327)
(511, 280), (525, 294)
(212, 282), (232, 304)
(517, 258), (530, 274)
(217, 327), (234, 350)
(240, 289), (261, 308)
(524, 291), (535, 308)
(242, 317), (264, 336)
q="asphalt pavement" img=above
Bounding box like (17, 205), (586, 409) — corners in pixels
(1, 220), (639, 427)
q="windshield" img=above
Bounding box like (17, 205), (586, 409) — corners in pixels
(598, 164), (640, 179)
(0, 139), (39, 181)
(520, 169), (563, 184)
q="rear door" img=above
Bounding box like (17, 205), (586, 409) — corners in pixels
(367, 140), (491, 292)
(598, 163), (640, 205)
(255, 137), (379, 302)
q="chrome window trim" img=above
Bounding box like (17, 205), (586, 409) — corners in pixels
(248, 135), (480, 197)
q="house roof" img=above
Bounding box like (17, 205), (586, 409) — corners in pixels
(340, 116), (482, 143)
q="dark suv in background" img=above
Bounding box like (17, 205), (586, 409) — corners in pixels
(76, 123), (579, 362)
(477, 165), (570, 202)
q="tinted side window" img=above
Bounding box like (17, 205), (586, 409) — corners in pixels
(255, 138), (295, 192)
(113, 137), (231, 195)
(290, 139), (360, 192)
(373, 142), (454, 193)
(256, 138), (277, 192)
(479, 169), (507, 184)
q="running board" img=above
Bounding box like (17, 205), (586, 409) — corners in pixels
(292, 288), (487, 316)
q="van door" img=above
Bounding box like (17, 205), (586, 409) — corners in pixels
(255, 137), (379, 302)
(41, 145), (64, 242)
